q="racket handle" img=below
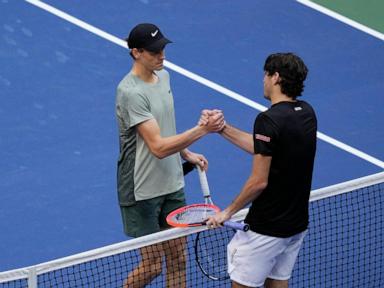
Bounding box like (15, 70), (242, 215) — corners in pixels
(197, 166), (211, 198)
(223, 221), (250, 232)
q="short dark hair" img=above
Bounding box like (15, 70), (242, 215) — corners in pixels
(263, 53), (308, 99)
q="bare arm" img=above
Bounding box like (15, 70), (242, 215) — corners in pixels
(137, 112), (224, 159)
(137, 119), (207, 159)
(219, 123), (254, 154)
(206, 154), (272, 227)
(199, 110), (253, 154)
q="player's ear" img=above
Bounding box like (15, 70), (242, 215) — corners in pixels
(131, 48), (142, 60)
(272, 72), (280, 85)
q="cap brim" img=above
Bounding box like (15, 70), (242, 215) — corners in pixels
(144, 37), (172, 53)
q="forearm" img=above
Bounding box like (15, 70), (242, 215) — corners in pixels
(180, 148), (190, 160)
(224, 176), (267, 216)
(205, 154), (270, 228)
(151, 126), (207, 159)
(138, 113), (224, 159)
(219, 123), (254, 154)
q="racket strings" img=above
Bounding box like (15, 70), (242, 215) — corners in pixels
(171, 206), (217, 224)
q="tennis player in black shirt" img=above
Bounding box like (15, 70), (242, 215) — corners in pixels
(204, 53), (317, 288)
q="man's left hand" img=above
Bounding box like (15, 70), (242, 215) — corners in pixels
(205, 210), (231, 228)
(182, 150), (208, 171)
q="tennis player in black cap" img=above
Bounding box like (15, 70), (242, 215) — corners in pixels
(116, 23), (225, 288)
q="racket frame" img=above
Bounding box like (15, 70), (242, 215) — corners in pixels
(194, 229), (233, 281)
(166, 203), (249, 231)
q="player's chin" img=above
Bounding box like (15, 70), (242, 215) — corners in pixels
(154, 63), (164, 70)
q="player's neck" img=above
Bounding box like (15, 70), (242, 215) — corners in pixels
(131, 64), (158, 83)
(270, 92), (295, 105)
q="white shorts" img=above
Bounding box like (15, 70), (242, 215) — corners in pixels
(227, 229), (307, 288)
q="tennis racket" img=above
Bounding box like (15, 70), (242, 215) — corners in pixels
(166, 202), (240, 281)
(166, 203), (248, 231)
(167, 166), (248, 231)
(196, 166), (249, 230)
(195, 167), (248, 281)
(167, 166), (249, 281)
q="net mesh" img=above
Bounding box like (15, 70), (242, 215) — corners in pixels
(1, 173), (383, 288)
(0, 279), (27, 288)
(293, 181), (383, 288)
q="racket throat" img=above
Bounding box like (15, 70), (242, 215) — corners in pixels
(204, 196), (214, 205)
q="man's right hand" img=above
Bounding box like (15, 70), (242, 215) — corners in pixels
(198, 109), (226, 132)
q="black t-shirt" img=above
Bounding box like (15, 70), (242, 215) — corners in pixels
(245, 100), (317, 237)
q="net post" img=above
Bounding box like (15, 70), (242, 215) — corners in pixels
(27, 267), (37, 288)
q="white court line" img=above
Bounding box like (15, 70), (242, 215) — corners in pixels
(25, 0), (384, 169)
(296, 0), (384, 41)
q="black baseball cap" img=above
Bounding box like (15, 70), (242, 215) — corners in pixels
(126, 23), (172, 53)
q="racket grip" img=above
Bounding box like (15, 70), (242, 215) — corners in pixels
(197, 166), (210, 197)
(223, 221), (250, 232)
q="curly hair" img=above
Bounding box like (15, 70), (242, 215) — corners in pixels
(263, 53), (308, 99)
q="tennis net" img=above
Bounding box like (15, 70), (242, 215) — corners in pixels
(0, 171), (383, 287)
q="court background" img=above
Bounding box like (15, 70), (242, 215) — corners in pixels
(0, 0), (383, 272)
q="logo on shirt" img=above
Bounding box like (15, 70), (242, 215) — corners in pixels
(255, 134), (271, 143)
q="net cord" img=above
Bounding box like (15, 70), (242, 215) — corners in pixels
(309, 171), (384, 202)
(0, 171), (383, 284)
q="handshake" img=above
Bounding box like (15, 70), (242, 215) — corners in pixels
(198, 109), (226, 133)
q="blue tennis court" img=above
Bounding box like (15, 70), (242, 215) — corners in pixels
(0, 0), (383, 273)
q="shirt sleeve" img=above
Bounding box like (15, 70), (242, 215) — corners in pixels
(120, 88), (154, 128)
(253, 113), (278, 156)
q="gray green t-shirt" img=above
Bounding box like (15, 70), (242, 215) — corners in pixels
(116, 69), (184, 206)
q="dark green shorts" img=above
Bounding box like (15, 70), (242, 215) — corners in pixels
(120, 188), (186, 238)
